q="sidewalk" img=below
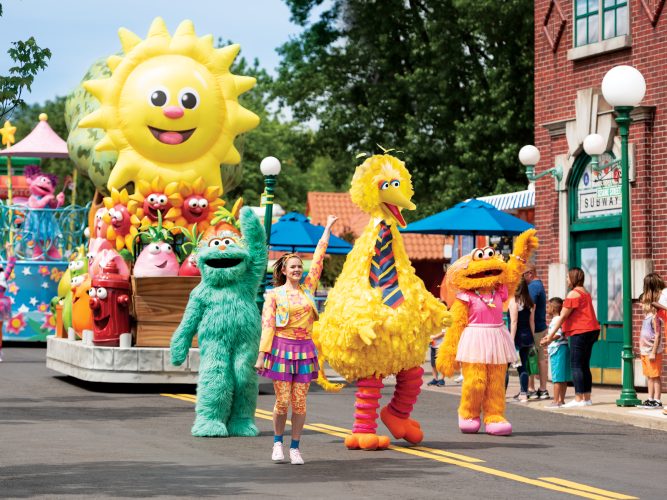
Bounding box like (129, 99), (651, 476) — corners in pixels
(419, 362), (667, 432)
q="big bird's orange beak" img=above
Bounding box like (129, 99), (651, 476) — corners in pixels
(379, 188), (416, 227)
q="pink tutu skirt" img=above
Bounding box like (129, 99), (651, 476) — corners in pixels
(456, 323), (518, 364)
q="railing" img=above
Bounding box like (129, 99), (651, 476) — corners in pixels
(0, 202), (91, 261)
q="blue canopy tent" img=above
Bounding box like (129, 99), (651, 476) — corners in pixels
(400, 198), (533, 236)
(269, 212), (353, 255)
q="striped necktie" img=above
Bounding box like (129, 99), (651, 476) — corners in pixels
(369, 222), (404, 309)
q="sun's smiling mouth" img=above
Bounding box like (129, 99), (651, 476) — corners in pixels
(148, 126), (195, 145)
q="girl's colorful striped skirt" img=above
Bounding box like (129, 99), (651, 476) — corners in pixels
(259, 336), (318, 383)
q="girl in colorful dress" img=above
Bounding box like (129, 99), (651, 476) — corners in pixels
(255, 215), (338, 465)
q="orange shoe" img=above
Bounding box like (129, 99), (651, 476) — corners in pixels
(380, 406), (424, 444)
(344, 432), (390, 450)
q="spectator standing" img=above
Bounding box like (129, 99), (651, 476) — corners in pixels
(427, 328), (445, 386)
(637, 274), (665, 409)
(509, 278), (535, 403)
(541, 267), (600, 408)
(523, 264), (549, 399)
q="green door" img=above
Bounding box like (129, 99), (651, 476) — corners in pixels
(573, 230), (623, 385)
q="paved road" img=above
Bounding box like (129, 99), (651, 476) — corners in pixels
(1, 346), (664, 499)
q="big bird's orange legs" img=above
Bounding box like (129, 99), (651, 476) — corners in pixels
(344, 377), (390, 450)
(380, 366), (424, 444)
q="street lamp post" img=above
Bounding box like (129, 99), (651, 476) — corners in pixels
(518, 145), (563, 187)
(583, 65), (646, 407)
(257, 156), (281, 311)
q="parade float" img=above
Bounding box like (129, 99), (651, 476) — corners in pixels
(40, 17), (260, 383)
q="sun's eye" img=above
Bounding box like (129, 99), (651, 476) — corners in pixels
(379, 181), (390, 190)
(148, 243), (161, 254)
(96, 287), (108, 300)
(178, 88), (199, 110)
(88, 288), (96, 298)
(484, 247), (496, 258)
(390, 179), (400, 188)
(471, 248), (484, 260)
(160, 243), (172, 252)
(157, 195), (168, 206)
(188, 198), (199, 208)
(209, 238), (223, 248)
(149, 88), (169, 107)
(197, 199), (208, 208)
(147, 194), (157, 204)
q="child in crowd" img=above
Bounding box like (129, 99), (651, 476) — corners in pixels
(638, 274), (665, 409)
(545, 297), (570, 408)
(427, 329), (445, 386)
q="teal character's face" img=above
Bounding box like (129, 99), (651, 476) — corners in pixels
(197, 231), (249, 287)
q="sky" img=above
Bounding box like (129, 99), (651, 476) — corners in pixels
(0, 0), (305, 105)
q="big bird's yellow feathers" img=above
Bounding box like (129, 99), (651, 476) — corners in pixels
(314, 154), (450, 385)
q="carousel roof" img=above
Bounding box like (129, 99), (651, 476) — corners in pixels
(0, 113), (69, 159)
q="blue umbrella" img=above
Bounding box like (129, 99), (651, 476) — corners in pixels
(269, 212), (353, 255)
(400, 198), (533, 236)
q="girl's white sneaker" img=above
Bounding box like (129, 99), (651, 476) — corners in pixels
(289, 448), (304, 465)
(272, 442), (285, 462)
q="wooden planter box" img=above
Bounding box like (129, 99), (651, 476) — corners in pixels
(131, 276), (201, 347)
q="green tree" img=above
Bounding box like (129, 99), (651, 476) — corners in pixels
(0, 3), (52, 122)
(227, 54), (336, 213)
(274, 0), (534, 217)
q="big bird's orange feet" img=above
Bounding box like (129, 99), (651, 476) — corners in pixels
(344, 433), (390, 450)
(380, 406), (424, 444)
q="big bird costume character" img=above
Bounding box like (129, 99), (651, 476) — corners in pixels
(436, 229), (538, 436)
(314, 153), (450, 450)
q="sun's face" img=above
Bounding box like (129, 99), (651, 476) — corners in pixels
(79, 17), (259, 191)
(119, 55), (222, 163)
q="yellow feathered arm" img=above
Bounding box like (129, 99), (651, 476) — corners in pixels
(436, 299), (468, 377)
(505, 228), (539, 296)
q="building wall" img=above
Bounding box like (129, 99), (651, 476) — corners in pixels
(534, 1), (667, 385)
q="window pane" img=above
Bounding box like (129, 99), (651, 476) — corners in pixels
(607, 246), (623, 322)
(617, 6), (628, 36)
(576, 19), (587, 46)
(581, 247), (598, 315)
(588, 0), (599, 13)
(576, 0), (588, 16)
(603, 0), (616, 8)
(589, 16), (599, 43)
(604, 11), (615, 39)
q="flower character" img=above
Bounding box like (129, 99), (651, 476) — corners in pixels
(102, 188), (138, 252)
(166, 178), (224, 233)
(127, 177), (179, 229)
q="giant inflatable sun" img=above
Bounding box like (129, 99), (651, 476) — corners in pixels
(79, 17), (260, 191)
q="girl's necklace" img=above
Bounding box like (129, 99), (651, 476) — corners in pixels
(474, 289), (496, 308)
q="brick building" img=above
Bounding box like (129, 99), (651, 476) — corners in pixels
(534, 0), (666, 386)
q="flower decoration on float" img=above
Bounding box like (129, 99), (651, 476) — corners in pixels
(165, 177), (224, 233)
(77, 17), (260, 192)
(126, 177), (179, 230)
(102, 188), (139, 252)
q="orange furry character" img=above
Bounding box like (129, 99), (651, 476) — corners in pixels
(436, 229), (538, 436)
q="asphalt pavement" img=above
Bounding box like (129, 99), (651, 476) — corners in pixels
(1, 345), (666, 499)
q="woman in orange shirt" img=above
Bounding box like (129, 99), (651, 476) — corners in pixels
(541, 267), (600, 408)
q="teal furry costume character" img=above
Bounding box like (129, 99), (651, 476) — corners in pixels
(170, 207), (267, 437)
